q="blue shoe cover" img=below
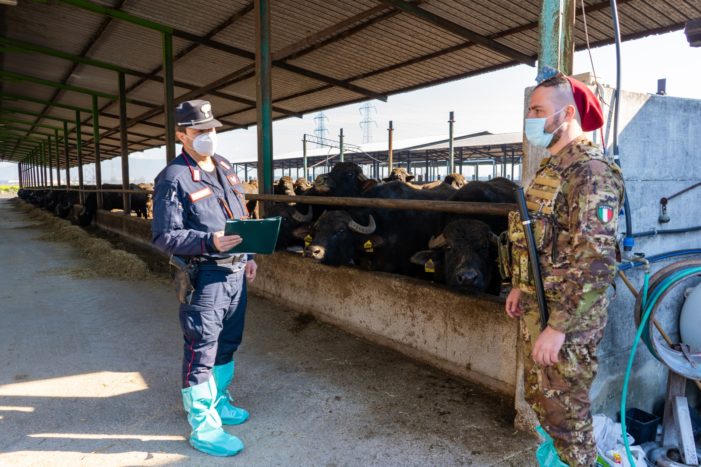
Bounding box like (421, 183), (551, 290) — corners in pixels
(182, 378), (244, 456)
(212, 361), (250, 425)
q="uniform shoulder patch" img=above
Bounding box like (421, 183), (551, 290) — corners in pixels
(597, 204), (614, 223)
(227, 173), (240, 185)
(219, 160), (231, 170)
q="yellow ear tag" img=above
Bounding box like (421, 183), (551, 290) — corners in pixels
(363, 240), (374, 253)
(424, 259), (435, 273)
(304, 235), (312, 248)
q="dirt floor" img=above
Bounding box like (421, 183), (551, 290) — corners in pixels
(0, 198), (538, 466)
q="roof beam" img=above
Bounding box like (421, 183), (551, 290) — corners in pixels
(0, 70), (118, 100)
(56, 0), (387, 102)
(377, 0), (535, 66)
(0, 34), (299, 119)
(9, 0), (127, 160)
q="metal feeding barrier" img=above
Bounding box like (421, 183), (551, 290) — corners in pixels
(245, 193), (517, 216)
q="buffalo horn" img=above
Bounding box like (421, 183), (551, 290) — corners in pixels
(348, 215), (376, 234)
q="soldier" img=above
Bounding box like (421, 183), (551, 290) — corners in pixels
(505, 75), (624, 466)
(152, 100), (255, 457)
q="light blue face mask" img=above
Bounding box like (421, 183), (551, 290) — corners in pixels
(525, 108), (566, 148)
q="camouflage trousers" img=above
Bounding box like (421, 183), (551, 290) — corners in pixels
(521, 304), (601, 467)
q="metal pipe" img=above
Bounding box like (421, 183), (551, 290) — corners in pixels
(63, 121), (71, 188)
(339, 128), (344, 162)
(246, 193), (516, 216)
(388, 120), (394, 170)
(119, 72), (131, 215)
(162, 32), (176, 163)
(92, 95), (102, 209)
(448, 111), (455, 173)
(18, 163), (22, 189)
(76, 110), (84, 204)
(302, 134), (308, 180)
(255, 0), (274, 195)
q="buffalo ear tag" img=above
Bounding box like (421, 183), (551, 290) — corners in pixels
(363, 240), (374, 253)
(304, 235), (312, 248)
(424, 259), (435, 273)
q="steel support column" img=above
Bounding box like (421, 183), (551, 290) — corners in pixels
(92, 95), (102, 208)
(537, 0), (576, 81)
(42, 142), (47, 187)
(119, 72), (131, 214)
(448, 111), (455, 174)
(18, 163), (23, 189)
(302, 134), (308, 180)
(162, 32), (176, 162)
(255, 0), (274, 195)
(388, 121), (394, 171)
(54, 129), (61, 186)
(339, 128), (344, 162)
(76, 111), (84, 203)
(63, 121), (71, 188)
(48, 136), (54, 186)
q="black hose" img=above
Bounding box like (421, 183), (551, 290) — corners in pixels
(609, 0), (635, 252)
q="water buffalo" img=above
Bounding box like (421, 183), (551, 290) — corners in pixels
(269, 163), (375, 250)
(410, 177), (517, 295)
(274, 176), (296, 197)
(300, 181), (455, 274)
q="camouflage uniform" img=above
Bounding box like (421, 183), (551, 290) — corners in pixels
(509, 137), (624, 466)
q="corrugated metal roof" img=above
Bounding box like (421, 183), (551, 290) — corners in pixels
(1, 0), (699, 166)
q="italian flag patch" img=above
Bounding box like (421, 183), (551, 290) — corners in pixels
(597, 204), (614, 223)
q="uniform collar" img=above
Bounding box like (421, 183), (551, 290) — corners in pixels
(549, 135), (591, 170)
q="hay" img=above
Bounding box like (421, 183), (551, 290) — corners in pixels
(14, 199), (153, 281)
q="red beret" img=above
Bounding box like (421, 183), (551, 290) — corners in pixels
(565, 76), (604, 131)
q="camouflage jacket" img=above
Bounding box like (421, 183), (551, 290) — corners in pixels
(509, 137), (625, 337)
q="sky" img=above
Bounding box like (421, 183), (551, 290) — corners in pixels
(2, 29), (700, 184)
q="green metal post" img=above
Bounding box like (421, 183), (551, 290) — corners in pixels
(448, 111), (455, 174)
(163, 32), (176, 163)
(42, 142), (48, 187)
(339, 128), (344, 162)
(255, 0), (274, 195)
(54, 129), (61, 187)
(18, 162), (23, 189)
(119, 72), (131, 214)
(302, 134), (308, 181)
(537, 0), (576, 81)
(63, 121), (71, 188)
(76, 111), (84, 203)
(92, 95), (102, 208)
(48, 136), (54, 187)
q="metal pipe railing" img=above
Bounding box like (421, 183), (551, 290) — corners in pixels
(246, 193), (516, 216)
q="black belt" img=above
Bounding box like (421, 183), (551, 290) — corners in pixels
(193, 254), (246, 266)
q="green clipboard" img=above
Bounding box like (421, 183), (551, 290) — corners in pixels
(224, 217), (281, 254)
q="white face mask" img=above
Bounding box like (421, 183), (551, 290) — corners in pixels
(188, 131), (217, 157)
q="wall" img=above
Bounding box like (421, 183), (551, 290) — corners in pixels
(251, 252), (520, 398)
(523, 82), (701, 417)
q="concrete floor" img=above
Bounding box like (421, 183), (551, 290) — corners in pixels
(0, 198), (537, 466)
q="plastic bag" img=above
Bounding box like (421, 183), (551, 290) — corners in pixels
(593, 414), (645, 467)
(535, 426), (568, 467)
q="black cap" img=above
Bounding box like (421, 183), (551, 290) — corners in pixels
(175, 99), (222, 129)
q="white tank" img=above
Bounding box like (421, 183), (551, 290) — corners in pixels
(680, 283), (701, 350)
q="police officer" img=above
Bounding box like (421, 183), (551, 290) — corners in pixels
(152, 100), (256, 457)
(505, 75), (624, 466)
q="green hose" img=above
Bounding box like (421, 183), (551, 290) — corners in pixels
(620, 266), (701, 465)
